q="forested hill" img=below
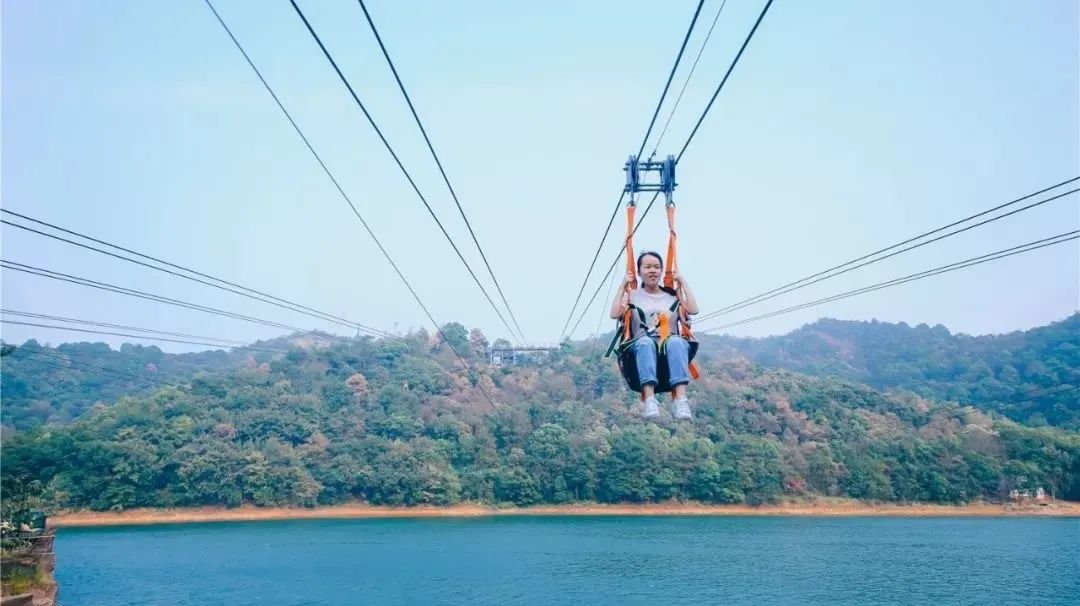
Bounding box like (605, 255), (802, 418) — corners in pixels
(700, 313), (1079, 429)
(3, 315), (1075, 432)
(0, 340), (254, 430)
(1, 322), (1077, 512)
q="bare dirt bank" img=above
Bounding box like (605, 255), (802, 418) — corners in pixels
(50, 500), (1079, 527)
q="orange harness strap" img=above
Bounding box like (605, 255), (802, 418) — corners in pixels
(622, 203), (637, 342)
(662, 203), (700, 381)
(663, 204), (677, 291)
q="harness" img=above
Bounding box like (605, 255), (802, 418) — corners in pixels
(605, 154), (700, 391)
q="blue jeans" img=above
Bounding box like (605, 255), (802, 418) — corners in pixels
(633, 336), (690, 389)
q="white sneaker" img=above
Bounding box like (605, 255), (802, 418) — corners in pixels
(672, 398), (692, 420)
(643, 396), (661, 418)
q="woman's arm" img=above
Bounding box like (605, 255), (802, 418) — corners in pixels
(609, 275), (633, 319)
(675, 272), (699, 315)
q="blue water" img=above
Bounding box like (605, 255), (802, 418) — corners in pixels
(56, 517), (1078, 605)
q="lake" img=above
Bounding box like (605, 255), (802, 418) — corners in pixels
(56, 516), (1079, 605)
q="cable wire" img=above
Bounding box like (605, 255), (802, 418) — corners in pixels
(0, 309), (288, 352)
(0, 213), (396, 340)
(677, 0), (775, 159)
(651, 0), (731, 157)
(288, 0), (518, 346)
(558, 0), (708, 341)
(4, 345), (189, 391)
(2, 320), (291, 354)
(356, 0), (526, 344)
(1, 260), (310, 334)
(565, 191), (662, 338)
(568, 180), (1079, 339)
(205, 0), (499, 403)
(696, 231), (1079, 332)
(697, 183), (1079, 322)
(589, 265), (620, 356)
(562, 0), (774, 340)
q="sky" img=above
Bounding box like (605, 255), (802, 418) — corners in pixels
(2, 0), (1078, 353)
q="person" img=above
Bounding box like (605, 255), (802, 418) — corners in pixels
(609, 251), (699, 420)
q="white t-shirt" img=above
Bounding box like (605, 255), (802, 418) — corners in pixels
(628, 287), (679, 340)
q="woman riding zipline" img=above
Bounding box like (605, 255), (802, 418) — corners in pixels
(609, 250), (699, 419)
(604, 154), (701, 418)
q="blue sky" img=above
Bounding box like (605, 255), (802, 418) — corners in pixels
(2, 0), (1077, 352)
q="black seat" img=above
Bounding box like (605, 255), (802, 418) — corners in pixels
(617, 339), (698, 394)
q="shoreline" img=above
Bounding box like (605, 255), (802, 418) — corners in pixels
(50, 500), (1080, 527)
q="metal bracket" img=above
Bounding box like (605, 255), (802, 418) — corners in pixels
(624, 154), (677, 203)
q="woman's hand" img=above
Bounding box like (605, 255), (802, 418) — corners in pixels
(618, 274), (633, 307)
(610, 273), (635, 319)
(674, 271), (699, 315)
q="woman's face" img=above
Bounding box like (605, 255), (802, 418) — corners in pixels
(639, 255), (662, 289)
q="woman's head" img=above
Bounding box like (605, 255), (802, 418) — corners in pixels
(637, 251), (663, 290)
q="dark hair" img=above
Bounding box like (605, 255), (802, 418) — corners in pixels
(637, 251), (663, 287)
(637, 251), (663, 271)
